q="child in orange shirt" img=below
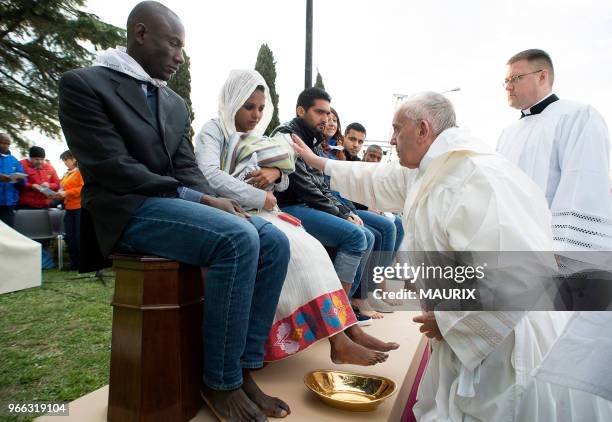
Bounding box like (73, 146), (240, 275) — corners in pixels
(57, 150), (83, 270)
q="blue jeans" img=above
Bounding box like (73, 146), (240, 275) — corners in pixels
(353, 210), (401, 299)
(116, 197), (289, 391)
(350, 224), (375, 298)
(392, 214), (405, 254)
(281, 204), (371, 285)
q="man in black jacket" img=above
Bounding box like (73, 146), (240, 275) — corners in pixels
(58, 2), (289, 420)
(273, 88), (399, 352)
(271, 89), (374, 296)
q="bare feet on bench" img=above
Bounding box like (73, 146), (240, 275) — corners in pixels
(353, 298), (384, 319)
(346, 324), (400, 352)
(242, 369), (290, 418)
(201, 385), (267, 422)
(330, 332), (388, 365)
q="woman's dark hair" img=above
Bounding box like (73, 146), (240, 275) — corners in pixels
(328, 107), (343, 143)
(60, 150), (76, 164)
(255, 85), (265, 93)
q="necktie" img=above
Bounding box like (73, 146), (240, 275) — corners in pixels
(146, 83), (158, 117)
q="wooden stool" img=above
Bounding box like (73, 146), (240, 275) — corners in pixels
(108, 254), (204, 422)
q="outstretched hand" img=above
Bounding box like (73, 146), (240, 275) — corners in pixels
(291, 134), (327, 171)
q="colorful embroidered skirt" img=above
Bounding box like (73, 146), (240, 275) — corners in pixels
(257, 211), (358, 361)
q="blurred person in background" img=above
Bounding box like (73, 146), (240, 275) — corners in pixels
(56, 150), (83, 270)
(0, 133), (26, 227)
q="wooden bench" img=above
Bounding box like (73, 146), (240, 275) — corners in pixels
(107, 255), (204, 422)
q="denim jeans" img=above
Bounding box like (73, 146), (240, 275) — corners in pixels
(350, 223), (375, 298)
(281, 204), (371, 284)
(64, 209), (81, 270)
(116, 197), (289, 391)
(353, 210), (402, 299)
(392, 214), (405, 255)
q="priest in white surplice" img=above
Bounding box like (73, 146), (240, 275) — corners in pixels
(497, 48), (612, 277)
(290, 92), (577, 421)
(498, 48), (612, 422)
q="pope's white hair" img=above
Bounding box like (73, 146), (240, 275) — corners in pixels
(397, 91), (456, 136)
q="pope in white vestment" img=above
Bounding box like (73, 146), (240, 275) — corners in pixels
(291, 92), (584, 421)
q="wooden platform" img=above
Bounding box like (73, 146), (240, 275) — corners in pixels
(36, 311), (426, 422)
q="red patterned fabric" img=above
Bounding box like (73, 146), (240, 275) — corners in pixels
(264, 289), (357, 361)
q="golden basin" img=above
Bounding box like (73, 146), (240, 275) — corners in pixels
(304, 369), (397, 412)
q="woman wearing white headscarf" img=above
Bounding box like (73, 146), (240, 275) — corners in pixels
(196, 69), (398, 366)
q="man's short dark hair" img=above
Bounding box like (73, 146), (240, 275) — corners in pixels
(297, 87), (331, 112)
(507, 49), (554, 84)
(345, 122), (366, 136)
(366, 144), (382, 153)
(29, 146), (45, 158)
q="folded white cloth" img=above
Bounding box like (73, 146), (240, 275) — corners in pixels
(0, 221), (41, 294)
(535, 311), (612, 401)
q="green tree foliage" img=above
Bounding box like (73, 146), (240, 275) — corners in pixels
(254, 43), (280, 135)
(315, 69), (325, 90)
(0, 0), (125, 150)
(167, 50), (194, 140)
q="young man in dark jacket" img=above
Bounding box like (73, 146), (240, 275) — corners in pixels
(272, 87), (399, 351)
(271, 88), (371, 292)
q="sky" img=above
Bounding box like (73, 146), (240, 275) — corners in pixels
(20, 0), (612, 172)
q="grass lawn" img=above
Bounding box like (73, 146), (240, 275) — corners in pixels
(0, 270), (115, 422)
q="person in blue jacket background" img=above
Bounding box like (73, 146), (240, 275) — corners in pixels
(0, 133), (26, 228)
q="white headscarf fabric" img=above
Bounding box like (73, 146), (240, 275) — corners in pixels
(94, 47), (167, 88)
(218, 69), (273, 139)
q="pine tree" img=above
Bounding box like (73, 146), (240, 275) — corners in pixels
(254, 44), (280, 135)
(167, 50), (194, 140)
(0, 0), (125, 150)
(315, 69), (325, 90)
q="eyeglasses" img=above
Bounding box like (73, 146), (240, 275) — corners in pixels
(502, 70), (543, 87)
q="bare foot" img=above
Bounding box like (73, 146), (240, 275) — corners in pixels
(242, 369), (290, 418)
(346, 324), (400, 352)
(201, 385), (267, 422)
(353, 298), (384, 319)
(329, 332), (388, 365)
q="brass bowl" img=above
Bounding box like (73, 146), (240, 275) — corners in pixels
(304, 369), (397, 412)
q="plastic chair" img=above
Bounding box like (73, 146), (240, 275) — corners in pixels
(14, 209), (65, 270)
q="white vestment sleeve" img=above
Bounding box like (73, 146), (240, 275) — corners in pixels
(326, 160), (416, 213)
(550, 106), (612, 255)
(435, 311), (523, 372)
